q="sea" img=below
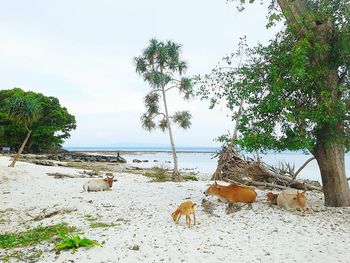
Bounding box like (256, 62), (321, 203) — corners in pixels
(65, 147), (350, 183)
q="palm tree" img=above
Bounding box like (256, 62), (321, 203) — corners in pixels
(8, 95), (40, 167)
(134, 39), (193, 181)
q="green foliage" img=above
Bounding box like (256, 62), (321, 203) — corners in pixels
(89, 222), (120, 229)
(182, 175), (199, 181)
(0, 223), (75, 249)
(143, 167), (198, 182)
(198, 1), (350, 153)
(172, 111), (192, 129)
(0, 88), (76, 152)
(7, 95), (40, 131)
(143, 167), (171, 182)
(83, 214), (119, 229)
(134, 39), (193, 132)
(54, 233), (100, 253)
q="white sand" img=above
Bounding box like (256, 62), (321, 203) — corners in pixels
(1, 156), (350, 263)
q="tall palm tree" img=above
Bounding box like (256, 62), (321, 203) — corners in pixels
(134, 39), (193, 181)
(8, 96), (40, 167)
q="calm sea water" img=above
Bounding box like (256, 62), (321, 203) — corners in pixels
(65, 147), (350, 183)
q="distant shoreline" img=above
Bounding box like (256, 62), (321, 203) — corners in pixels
(64, 147), (220, 154)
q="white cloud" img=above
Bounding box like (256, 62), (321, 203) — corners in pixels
(0, 0), (279, 147)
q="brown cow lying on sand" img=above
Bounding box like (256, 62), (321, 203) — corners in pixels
(204, 182), (257, 203)
(277, 188), (307, 211)
(266, 192), (279, 205)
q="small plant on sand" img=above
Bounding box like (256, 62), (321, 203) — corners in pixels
(55, 233), (100, 253)
(84, 214), (119, 229)
(182, 175), (198, 181)
(143, 167), (171, 182)
(89, 222), (120, 229)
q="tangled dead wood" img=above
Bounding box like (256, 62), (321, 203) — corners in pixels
(211, 147), (322, 191)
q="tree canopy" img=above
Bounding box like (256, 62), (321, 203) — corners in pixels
(197, 0), (350, 206)
(0, 88), (76, 152)
(198, 0), (350, 154)
(135, 39), (193, 132)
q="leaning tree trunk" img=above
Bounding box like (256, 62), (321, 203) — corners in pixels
(314, 140), (350, 207)
(212, 98), (244, 181)
(9, 129), (32, 167)
(161, 88), (181, 182)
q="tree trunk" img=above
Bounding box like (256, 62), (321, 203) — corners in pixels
(314, 141), (350, 207)
(9, 129), (32, 167)
(277, 0), (310, 26)
(161, 88), (181, 181)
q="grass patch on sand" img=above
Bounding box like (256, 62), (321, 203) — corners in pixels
(89, 222), (120, 229)
(182, 175), (199, 181)
(0, 223), (76, 249)
(0, 223), (77, 262)
(84, 214), (119, 229)
(143, 167), (198, 182)
(143, 167), (171, 182)
(2, 249), (43, 263)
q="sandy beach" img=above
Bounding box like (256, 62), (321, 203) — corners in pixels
(1, 155), (350, 263)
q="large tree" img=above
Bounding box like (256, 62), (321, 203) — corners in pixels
(134, 39), (193, 181)
(199, 1), (350, 206)
(0, 88), (76, 153)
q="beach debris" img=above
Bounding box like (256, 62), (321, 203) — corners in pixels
(131, 245), (140, 251)
(211, 146), (322, 191)
(26, 207), (77, 221)
(31, 160), (56, 166)
(47, 172), (76, 179)
(201, 199), (219, 217)
(225, 203), (243, 214)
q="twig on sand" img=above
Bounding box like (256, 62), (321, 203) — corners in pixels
(26, 207), (77, 221)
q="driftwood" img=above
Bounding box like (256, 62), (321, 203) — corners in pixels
(47, 172), (75, 179)
(26, 207), (77, 221)
(212, 146), (322, 191)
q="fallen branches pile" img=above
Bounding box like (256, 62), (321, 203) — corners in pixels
(211, 147), (322, 191)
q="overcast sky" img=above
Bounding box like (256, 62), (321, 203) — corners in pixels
(0, 0), (281, 147)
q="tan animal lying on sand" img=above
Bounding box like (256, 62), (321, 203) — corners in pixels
(171, 200), (196, 227)
(204, 182), (257, 203)
(266, 192), (279, 205)
(83, 175), (115, 192)
(277, 188), (307, 211)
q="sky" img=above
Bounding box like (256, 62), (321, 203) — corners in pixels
(0, 0), (281, 147)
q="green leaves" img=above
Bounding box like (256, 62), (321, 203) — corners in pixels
(55, 233), (100, 254)
(172, 111), (192, 129)
(198, 1), (350, 153)
(7, 94), (40, 130)
(135, 39), (193, 134)
(0, 88), (76, 152)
